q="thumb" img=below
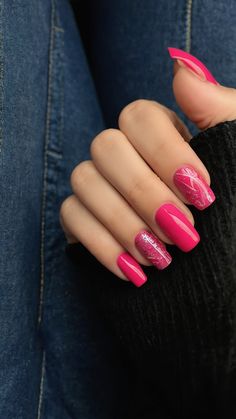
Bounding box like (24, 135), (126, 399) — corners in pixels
(168, 47), (236, 130)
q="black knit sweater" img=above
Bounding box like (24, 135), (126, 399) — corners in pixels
(67, 120), (236, 418)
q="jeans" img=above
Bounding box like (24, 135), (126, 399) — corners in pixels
(0, 1), (236, 418)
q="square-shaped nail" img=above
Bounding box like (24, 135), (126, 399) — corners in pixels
(155, 203), (200, 252)
(174, 165), (215, 210)
(117, 252), (147, 287)
(135, 230), (172, 270)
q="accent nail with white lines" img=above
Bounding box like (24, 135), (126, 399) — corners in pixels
(174, 165), (215, 210)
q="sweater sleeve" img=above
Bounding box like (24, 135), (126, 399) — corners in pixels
(66, 119), (236, 419)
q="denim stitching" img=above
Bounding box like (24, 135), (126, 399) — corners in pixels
(185, 0), (193, 52)
(45, 24), (64, 156)
(37, 350), (46, 419)
(0, 0), (3, 154)
(53, 25), (64, 154)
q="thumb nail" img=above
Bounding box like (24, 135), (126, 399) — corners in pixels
(168, 47), (219, 85)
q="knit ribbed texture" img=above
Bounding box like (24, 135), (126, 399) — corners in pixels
(67, 120), (236, 419)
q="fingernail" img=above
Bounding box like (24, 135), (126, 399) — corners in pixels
(117, 252), (147, 287)
(174, 165), (216, 210)
(168, 47), (218, 85)
(155, 204), (200, 252)
(135, 230), (172, 270)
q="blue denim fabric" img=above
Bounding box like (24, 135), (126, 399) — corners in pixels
(1, 0), (236, 418)
(0, 1), (124, 418)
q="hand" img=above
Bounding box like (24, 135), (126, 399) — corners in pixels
(60, 48), (236, 287)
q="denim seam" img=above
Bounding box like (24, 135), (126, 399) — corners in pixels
(38, 2), (65, 329)
(38, 0), (56, 327)
(0, 0), (3, 154)
(38, 0), (65, 415)
(185, 0), (193, 52)
(37, 1), (56, 417)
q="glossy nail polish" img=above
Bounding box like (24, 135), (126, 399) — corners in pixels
(174, 165), (216, 210)
(117, 252), (147, 287)
(155, 204), (200, 252)
(168, 47), (218, 85)
(135, 230), (172, 270)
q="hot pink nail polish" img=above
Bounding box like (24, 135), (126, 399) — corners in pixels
(168, 47), (218, 85)
(135, 230), (172, 270)
(117, 252), (147, 287)
(174, 165), (216, 210)
(155, 204), (200, 252)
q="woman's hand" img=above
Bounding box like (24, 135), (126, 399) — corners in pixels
(60, 48), (236, 287)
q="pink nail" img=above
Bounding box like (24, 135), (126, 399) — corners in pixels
(168, 47), (218, 85)
(174, 165), (216, 210)
(155, 204), (200, 252)
(117, 252), (147, 287)
(135, 230), (172, 270)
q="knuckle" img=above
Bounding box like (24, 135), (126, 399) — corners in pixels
(70, 160), (94, 189)
(119, 99), (159, 127)
(90, 128), (121, 159)
(127, 174), (156, 205)
(60, 195), (76, 220)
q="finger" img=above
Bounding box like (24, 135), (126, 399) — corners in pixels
(60, 195), (147, 287)
(157, 103), (192, 141)
(168, 47), (236, 130)
(71, 160), (172, 269)
(118, 100), (215, 210)
(91, 129), (200, 252)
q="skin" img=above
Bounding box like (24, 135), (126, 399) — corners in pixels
(60, 61), (236, 282)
